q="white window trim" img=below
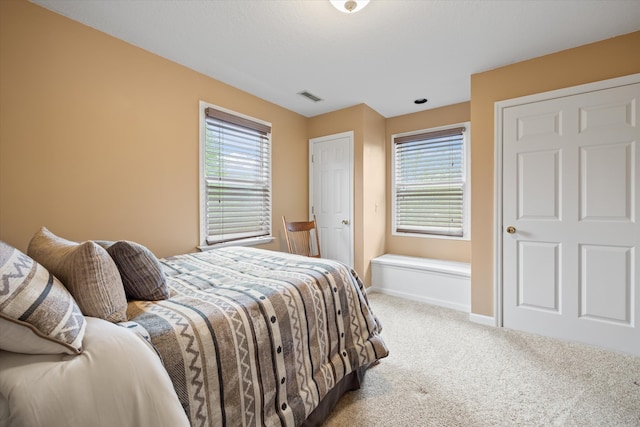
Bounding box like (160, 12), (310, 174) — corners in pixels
(198, 100), (274, 250)
(391, 121), (471, 241)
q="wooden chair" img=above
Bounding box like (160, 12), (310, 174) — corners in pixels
(282, 215), (321, 258)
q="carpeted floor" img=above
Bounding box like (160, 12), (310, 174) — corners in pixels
(323, 292), (640, 426)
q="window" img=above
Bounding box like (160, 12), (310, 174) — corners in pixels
(392, 123), (470, 239)
(200, 103), (272, 246)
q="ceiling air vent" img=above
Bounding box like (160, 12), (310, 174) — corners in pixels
(298, 90), (323, 102)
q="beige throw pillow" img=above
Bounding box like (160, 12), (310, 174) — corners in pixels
(27, 227), (128, 323)
(0, 241), (86, 354)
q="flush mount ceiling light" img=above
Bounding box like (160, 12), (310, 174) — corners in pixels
(330, 0), (370, 13)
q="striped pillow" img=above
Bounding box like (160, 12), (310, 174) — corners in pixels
(0, 241), (86, 354)
(98, 240), (169, 301)
(27, 227), (128, 323)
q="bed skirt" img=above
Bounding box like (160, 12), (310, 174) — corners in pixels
(302, 363), (371, 426)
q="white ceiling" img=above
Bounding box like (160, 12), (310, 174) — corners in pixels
(31, 0), (640, 118)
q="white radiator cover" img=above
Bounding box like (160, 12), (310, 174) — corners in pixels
(370, 254), (471, 312)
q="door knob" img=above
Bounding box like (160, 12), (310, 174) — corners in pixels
(342, 219), (350, 225)
(506, 226), (516, 234)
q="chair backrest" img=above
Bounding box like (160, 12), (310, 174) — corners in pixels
(282, 215), (321, 258)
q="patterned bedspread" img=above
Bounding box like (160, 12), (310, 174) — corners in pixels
(127, 247), (388, 427)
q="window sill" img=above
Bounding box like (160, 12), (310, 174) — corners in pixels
(392, 231), (470, 241)
(198, 236), (275, 252)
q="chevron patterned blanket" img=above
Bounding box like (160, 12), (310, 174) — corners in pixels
(127, 246), (388, 427)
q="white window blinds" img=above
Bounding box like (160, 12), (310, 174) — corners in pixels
(204, 107), (271, 245)
(394, 126), (466, 237)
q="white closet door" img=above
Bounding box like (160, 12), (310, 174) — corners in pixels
(502, 81), (640, 355)
(309, 132), (353, 267)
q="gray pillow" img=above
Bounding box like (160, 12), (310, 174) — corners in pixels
(0, 241), (86, 354)
(27, 227), (128, 323)
(98, 240), (169, 301)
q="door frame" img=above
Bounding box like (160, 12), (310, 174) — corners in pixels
(493, 72), (640, 328)
(309, 131), (355, 267)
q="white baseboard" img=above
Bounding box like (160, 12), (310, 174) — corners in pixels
(469, 312), (496, 327)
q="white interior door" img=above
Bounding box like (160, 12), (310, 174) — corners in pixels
(501, 79), (640, 355)
(309, 132), (354, 267)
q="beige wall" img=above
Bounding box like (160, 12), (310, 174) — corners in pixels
(470, 31), (640, 316)
(2, 2), (639, 307)
(361, 106), (387, 284)
(385, 102), (471, 263)
(0, 0), (308, 258)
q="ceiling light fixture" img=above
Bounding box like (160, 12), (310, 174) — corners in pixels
(330, 0), (370, 14)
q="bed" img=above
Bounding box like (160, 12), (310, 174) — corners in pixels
(0, 230), (388, 426)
